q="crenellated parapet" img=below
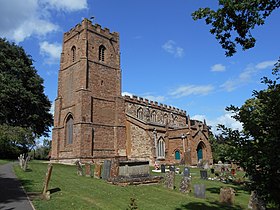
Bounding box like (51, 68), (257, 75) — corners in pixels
(64, 18), (119, 43)
(124, 95), (187, 127)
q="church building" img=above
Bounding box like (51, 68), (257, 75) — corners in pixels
(51, 19), (213, 166)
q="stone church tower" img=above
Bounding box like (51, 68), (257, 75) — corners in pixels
(51, 19), (127, 163)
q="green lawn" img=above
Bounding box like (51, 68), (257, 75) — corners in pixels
(14, 161), (251, 210)
(0, 159), (12, 165)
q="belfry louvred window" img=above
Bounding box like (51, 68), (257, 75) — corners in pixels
(99, 45), (106, 61)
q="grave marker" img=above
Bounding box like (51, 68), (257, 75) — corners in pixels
(194, 184), (206, 199)
(101, 160), (111, 180)
(179, 176), (191, 194)
(42, 163), (53, 200)
(164, 171), (175, 189)
(220, 187), (235, 205)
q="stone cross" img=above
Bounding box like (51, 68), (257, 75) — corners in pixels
(42, 163), (53, 200)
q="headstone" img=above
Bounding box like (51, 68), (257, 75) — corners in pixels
(220, 187), (235, 205)
(42, 163), (53, 200)
(94, 162), (102, 179)
(200, 170), (208, 179)
(183, 167), (190, 177)
(169, 165), (175, 172)
(197, 159), (203, 168)
(18, 154), (24, 168)
(164, 171), (175, 189)
(203, 162), (210, 170)
(248, 191), (265, 210)
(101, 160), (111, 180)
(194, 184), (206, 199)
(85, 163), (92, 177)
(23, 156), (30, 171)
(179, 176), (191, 194)
(75, 160), (83, 176)
(160, 164), (165, 173)
(110, 158), (119, 178)
(218, 160), (223, 164)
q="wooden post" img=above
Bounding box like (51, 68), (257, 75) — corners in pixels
(42, 163), (53, 198)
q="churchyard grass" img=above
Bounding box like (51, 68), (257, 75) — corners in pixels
(0, 159), (11, 165)
(14, 161), (251, 210)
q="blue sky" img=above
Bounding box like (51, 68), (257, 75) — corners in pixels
(0, 0), (279, 133)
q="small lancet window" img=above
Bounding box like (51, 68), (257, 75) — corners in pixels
(99, 45), (106, 61)
(71, 46), (76, 62)
(137, 108), (144, 120)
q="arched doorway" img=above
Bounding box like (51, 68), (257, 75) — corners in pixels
(175, 150), (180, 160)
(196, 141), (205, 161)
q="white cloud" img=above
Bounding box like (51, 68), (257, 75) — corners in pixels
(221, 60), (276, 92)
(211, 64), (226, 72)
(40, 41), (62, 64)
(255, 60), (276, 69)
(122, 92), (133, 97)
(0, 0), (88, 43)
(42, 0), (88, 12)
(191, 112), (243, 134)
(142, 95), (165, 103)
(170, 85), (214, 98)
(162, 40), (184, 58)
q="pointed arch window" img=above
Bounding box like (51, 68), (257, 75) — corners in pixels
(157, 138), (165, 159)
(71, 46), (76, 62)
(137, 108), (144, 120)
(99, 45), (106, 61)
(66, 115), (73, 144)
(151, 111), (156, 122)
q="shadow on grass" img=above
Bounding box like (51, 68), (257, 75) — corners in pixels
(49, 187), (61, 194)
(207, 184), (249, 197)
(175, 201), (243, 210)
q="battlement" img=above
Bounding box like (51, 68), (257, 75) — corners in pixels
(124, 95), (186, 116)
(64, 18), (119, 42)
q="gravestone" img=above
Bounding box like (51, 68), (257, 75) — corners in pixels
(110, 158), (119, 178)
(179, 176), (191, 194)
(101, 160), (111, 180)
(248, 191), (265, 210)
(183, 167), (190, 177)
(75, 160), (83, 176)
(160, 164), (165, 173)
(220, 187), (235, 205)
(164, 171), (175, 189)
(200, 170), (208, 179)
(169, 165), (175, 172)
(94, 162), (102, 179)
(23, 156), (30, 171)
(194, 184), (206, 199)
(85, 163), (92, 177)
(18, 154), (24, 168)
(42, 163), (53, 200)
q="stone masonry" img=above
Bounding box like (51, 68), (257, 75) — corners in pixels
(51, 18), (213, 166)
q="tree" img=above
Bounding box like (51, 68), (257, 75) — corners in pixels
(192, 0), (280, 56)
(0, 38), (53, 137)
(218, 60), (280, 206)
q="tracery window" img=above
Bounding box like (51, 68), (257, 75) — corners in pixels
(157, 138), (165, 159)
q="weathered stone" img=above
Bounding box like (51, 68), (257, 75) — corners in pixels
(110, 158), (119, 178)
(85, 163), (92, 177)
(101, 160), (111, 180)
(179, 176), (191, 194)
(94, 162), (102, 179)
(164, 171), (175, 189)
(220, 187), (235, 205)
(194, 184), (206, 199)
(75, 160), (83, 176)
